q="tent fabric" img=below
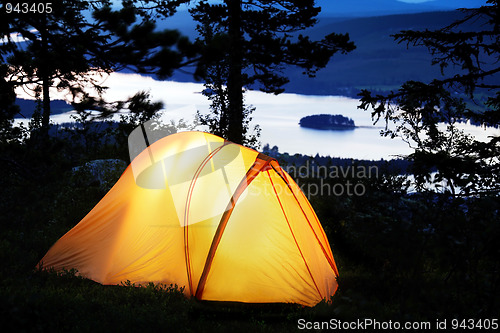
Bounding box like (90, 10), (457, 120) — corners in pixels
(38, 131), (338, 306)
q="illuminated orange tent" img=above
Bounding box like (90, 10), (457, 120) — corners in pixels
(38, 131), (338, 306)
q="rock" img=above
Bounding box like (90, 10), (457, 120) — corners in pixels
(72, 159), (127, 190)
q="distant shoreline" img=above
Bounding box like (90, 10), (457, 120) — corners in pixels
(300, 125), (379, 130)
(302, 126), (356, 131)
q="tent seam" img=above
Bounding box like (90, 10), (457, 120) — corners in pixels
(270, 163), (338, 277)
(267, 170), (323, 301)
(184, 141), (229, 295)
(194, 155), (270, 300)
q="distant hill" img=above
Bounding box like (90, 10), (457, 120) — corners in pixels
(161, 0), (486, 34)
(99, 3), (495, 98)
(163, 10), (480, 97)
(14, 99), (72, 119)
(318, 0), (486, 17)
(281, 10), (478, 96)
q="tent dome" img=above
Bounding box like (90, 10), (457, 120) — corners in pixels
(38, 131), (338, 306)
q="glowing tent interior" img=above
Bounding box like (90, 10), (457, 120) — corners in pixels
(38, 131), (338, 306)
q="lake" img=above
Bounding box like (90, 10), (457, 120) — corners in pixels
(14, 72), (498, 160)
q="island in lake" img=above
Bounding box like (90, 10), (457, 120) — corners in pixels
(299, 114), (356, 130)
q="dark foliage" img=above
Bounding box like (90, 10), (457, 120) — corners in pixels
(187, 0), (355, 144)
(359, 0), (500, 196)
(1, 0), (197, 143)
(1, 0), (115, 137)
(91, 0), (198, 78)
(0, 132), (499, 330)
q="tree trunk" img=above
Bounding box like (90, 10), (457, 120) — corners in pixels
(225, 0), (244, 144)
(41, 72), (51, 135)
(40, 15), (51, 138)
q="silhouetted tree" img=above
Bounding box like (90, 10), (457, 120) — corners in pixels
(0, 64), (23, 144)
(194, 19), (260, 147)
(2, 1), (115, 139)
(149, 0), (355, 144)
(2, 0), (197, 141)
(91, 0), (198, 78)
(359, 0), (499, 196)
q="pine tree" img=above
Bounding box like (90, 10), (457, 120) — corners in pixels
(163, 0), (355, 144)
(2, 0), (196, 140)
(3, 1), (114, 138)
